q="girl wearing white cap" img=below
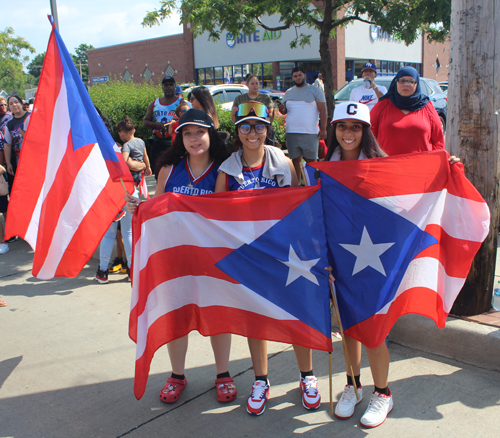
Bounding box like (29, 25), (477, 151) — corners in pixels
(326, 102), (393, 428)
(126, 109), (236, 405)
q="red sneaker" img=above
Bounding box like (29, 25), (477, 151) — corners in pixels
(300, 375), (321, 410)
(159, 377), (187, 403)
(246, 380), (270, 416)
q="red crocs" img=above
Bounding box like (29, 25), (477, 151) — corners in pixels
(215, 377), (237, 403)
(159, 377), (187, 403)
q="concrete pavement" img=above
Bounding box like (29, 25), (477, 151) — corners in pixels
(1, 239), (500, 438)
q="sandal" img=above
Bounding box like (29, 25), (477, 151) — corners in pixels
(0, 300), (7, 307)
(159, 377), (187, 403)
(215, 377), (237, 403)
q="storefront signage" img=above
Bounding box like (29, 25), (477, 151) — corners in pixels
(92, 76), (109, 83)
(226, 30), (281, 48)
(369, 25), (400, 43)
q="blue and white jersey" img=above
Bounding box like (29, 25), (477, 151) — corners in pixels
(226, 161), (279, 191)
(165, 156), (218, 195)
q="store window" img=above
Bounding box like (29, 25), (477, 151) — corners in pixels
(205, 67), (214, 85)
(197, 69), (205, 84)
(262, 62), (273, 89)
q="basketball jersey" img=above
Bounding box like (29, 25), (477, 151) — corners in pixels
(152, 97), (182, 124)
(164, 156), (218, 196)
(226, 161), (279, 191)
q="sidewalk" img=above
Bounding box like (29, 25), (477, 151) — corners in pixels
(1, 208), (499, 437)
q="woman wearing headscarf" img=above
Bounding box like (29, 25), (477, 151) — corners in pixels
(370, 66), (445, 156)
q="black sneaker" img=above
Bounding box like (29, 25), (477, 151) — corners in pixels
(108, 257), (124, 273)
(126, 267), (131, 282)
(5, 236), (18, 243)
(95, 268), (109, 284)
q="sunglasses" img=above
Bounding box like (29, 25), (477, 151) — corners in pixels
(236, 102), (269, 118)
(238, 124), (267, 135)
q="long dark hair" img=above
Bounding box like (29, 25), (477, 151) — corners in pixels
(155, 125), (230, 173)
(325, 123), (387, 160)
(191, 86), (219, 128)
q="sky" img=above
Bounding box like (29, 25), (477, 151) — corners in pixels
(1, 0), (183, 65)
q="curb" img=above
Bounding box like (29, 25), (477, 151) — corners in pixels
(333, 313), (500, 372)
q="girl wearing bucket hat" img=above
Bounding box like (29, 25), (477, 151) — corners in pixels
(216, 102), (323, 417)
(126, 109), (235, 404)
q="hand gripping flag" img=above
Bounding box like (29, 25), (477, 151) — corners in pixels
(308, 150), (490, 348)
(5, 16), (134, 279)
(129, 185), (331, 399)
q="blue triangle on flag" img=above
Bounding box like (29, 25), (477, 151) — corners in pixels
(216, 190), (331, 336)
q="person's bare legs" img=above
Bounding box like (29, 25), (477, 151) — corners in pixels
(293, 345), (313, 372)
(210, 334), (231, 374)
(292, 156), (303, 182)
(364, 343), (390, 388)
(167, 335), (189, 375)
(343, 335), (362, 377)
(248, 338), (268, 376)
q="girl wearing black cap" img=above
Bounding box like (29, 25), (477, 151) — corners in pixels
(215, 102), (323, 417)
(126, 109), (234, 404)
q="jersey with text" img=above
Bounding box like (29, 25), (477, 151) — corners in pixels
(164, 156), (218, 196)
(226, 162), (278, 191)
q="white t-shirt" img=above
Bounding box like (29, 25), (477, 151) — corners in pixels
(349, 85), (387, 111)
(283, 84), (325, 134)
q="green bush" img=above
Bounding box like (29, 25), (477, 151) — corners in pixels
(88, 79), (162, 143)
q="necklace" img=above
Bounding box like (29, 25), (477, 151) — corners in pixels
(241, 156), (261, 188)
(187, 158), (213, 188)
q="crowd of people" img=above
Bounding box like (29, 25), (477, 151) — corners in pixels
(121, 66), (455, 427)
(1, 66), (454, 426)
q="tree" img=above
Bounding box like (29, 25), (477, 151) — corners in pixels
(142, 0), (451, 116)
(447, 0), (499, 315)
(0, 27), (35, 94)
(71, 43), (95, 83)
(27, 52), (46, 85)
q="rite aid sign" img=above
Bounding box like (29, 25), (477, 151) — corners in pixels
(369, 25), (400, 43)
(226, 29), (281, 48)
(92, 76), (109, 84)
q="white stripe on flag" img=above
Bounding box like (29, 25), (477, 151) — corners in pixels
(24, 79), (71, 248)
(37, 144), (110, 279)
(370, 190), (490, 242)
(376, 256), (465, 316)
(135, 275), (298, 359)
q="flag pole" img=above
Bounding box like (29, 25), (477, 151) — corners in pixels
(328, 272), (360, 402)
(329, 351), (333, 415)
(119, 177), (129, 196)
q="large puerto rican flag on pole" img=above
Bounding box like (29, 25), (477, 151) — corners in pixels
(5, 16), (134, 279)
(308, 150), (490, 349)
(129, 185), (331, 399)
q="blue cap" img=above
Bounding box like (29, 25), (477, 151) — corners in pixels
(175, 85), (182, 94)
(361, 63), (377, 72)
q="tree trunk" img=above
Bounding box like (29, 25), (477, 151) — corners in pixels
(446, 0), (500, 315)
(319, 0), (335, 119)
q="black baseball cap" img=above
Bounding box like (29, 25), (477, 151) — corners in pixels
(162, 76), (176, 84)
(175, 109), (214, 132)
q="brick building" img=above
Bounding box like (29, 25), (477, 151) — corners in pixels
(88, 17), (449, 91)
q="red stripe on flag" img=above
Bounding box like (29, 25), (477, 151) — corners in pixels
(344, 287), (447, 349)
(5, 30), (63, 238)
(415, 224), (483, 278)
(133, 305), (332, 399)
(135, 185), (321, 223)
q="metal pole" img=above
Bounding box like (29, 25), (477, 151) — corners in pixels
(50, 0), (59, 29)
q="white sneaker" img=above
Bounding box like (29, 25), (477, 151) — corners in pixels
(246, 380), (270, 416)
(360, 390), (393, 428)
(0, 243), (9, 254)
(335, 384), (362, 419)
(300, 375), (321, 410)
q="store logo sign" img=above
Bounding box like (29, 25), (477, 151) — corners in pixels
(226, 33), (236, 48)
(370, 25), (400, 43)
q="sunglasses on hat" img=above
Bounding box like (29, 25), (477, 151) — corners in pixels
(236, 102), (269, 118)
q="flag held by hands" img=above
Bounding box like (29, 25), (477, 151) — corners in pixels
(309, 151), (490, 348)
(129, 186), (332, 399)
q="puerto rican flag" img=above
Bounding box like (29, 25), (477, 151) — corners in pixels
(308, 151), (490, 348)
(129, 185), (331, 399)
(138, 172), (150, 199)
(5, 16), (134, 279)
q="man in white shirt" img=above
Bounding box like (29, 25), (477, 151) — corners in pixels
(313, 73), (324, 92)
(277, 67), (327, 180)
(349, 63), (387, 111)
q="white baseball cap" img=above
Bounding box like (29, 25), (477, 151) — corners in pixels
(331, 101), (371, 126)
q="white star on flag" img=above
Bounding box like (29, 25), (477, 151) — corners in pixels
(340, 226), (394, 276)
(279, 245), (321, 286)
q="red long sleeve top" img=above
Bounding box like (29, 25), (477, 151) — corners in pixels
(370, 100), (445, 156)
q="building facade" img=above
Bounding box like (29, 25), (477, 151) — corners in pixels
(88, 16), (449, 92)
